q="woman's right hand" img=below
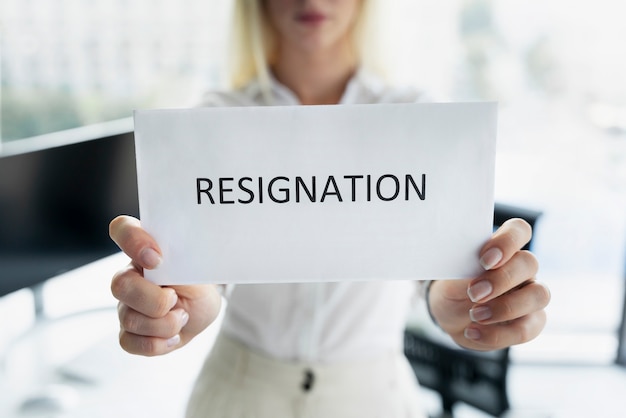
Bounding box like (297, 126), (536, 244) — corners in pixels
(109, 215), (222, 356)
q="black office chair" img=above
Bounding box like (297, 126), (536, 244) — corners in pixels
(404, 202), (542, 417)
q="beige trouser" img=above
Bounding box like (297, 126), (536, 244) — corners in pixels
(185, 333), (427, 418)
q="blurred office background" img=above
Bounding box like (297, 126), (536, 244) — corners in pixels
(1, 0), (626, 417)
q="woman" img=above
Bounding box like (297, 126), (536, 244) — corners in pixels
(109, 1), (551, 417)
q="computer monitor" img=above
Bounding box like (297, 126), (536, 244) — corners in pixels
(0, 118), (139, 297)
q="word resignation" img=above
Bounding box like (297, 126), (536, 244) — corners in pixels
(197, 174), (427, 205)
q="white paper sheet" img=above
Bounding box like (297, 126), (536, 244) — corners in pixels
(133, 102), (497, 284)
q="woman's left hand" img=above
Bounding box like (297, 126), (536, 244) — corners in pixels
(428, 218), (551, 351)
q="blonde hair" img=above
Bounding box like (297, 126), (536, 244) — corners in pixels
(228, 0), (387, 93)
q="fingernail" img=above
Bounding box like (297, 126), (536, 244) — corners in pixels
(140, 248), (162, 269)
(167, 334), (181, 347)
(464, 327), (481, 341)
(468, 280), (493, 302)
(480, 247), (503, 270)
(167, 290), (178, 310)
(469, 305), (492, 322)
(180, 311), (189, 327)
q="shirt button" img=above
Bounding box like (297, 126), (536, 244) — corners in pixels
(301, 369), (315, 392)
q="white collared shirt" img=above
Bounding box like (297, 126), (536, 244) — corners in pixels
(199, 71), (427, 364)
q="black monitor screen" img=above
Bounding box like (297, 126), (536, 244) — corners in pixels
(0, 120), (139, 297)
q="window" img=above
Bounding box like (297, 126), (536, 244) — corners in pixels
(1, 0), (625, 364)
(382, 0), (626, 364)
(1, 0), (232, 142)
(449, 0), (626, 364)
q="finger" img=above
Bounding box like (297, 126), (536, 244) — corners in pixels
(479, 218), (532, 271)
(111, 264), (177, 318)
(428, 279), (474, 332)
(109, 215), (162, 269)
(119, 329), (182, 356)
(462, 309), (547, 351)
(469, 281), (551, 325)
(118, 305), (189, 339)
(468, 250), (539, 303)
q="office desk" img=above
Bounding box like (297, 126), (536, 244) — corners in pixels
(0, 252), (222, 418)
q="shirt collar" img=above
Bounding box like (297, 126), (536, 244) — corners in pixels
(243, 68), (384, 106)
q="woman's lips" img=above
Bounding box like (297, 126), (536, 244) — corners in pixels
(295, 12), (327, 24)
